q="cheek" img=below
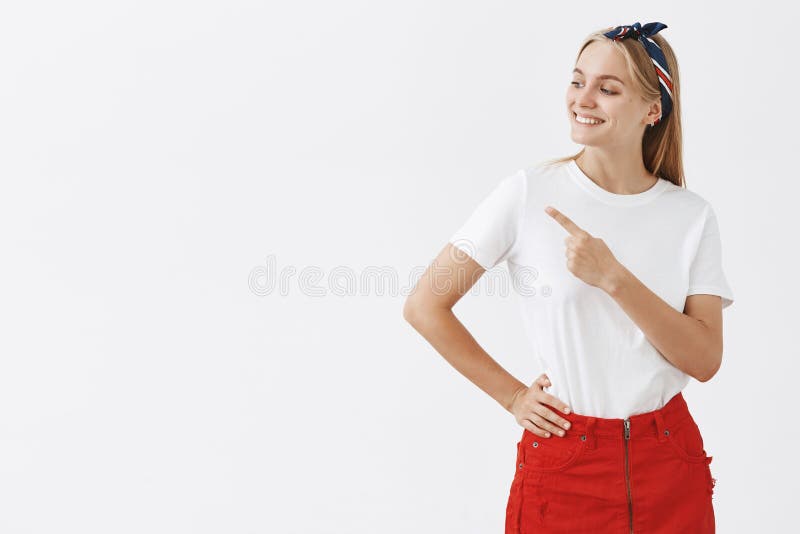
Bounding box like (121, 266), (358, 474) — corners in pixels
(617, 97), (641, 118)
(606, 100), (635, 122)
(566, 86), (579, 100)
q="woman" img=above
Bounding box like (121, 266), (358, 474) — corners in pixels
(403, 22), (732, 533)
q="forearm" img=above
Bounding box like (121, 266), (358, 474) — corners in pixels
(405, 305), (526, 412)
(604, 264), (718, 381)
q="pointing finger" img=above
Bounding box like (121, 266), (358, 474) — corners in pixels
(545, 206), (587, 237)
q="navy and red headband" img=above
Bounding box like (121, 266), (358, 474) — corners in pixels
(603, 22), (673, 126)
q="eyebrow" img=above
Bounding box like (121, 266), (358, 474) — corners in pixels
(572, 68), (625, 85)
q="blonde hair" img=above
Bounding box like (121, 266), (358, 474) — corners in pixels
(540, 26), (685, 188)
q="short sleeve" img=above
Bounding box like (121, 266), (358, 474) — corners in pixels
(687, 207), (735, 309)
(448, 170), (527, 270)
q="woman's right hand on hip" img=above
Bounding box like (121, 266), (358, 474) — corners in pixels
(510, 374), (573, 438)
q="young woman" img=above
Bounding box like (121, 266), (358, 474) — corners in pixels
(403, 22), (732, 533)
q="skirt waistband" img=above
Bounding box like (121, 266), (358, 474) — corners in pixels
(522, 391), (694, 444)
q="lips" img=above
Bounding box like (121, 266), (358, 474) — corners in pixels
(573, 112), (605, 126)
(573, 112), (605, 121)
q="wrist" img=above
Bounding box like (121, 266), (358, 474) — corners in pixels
(505, 384), (527, 413)
(604, 262), (629, 297)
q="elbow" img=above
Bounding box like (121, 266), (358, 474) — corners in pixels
(696, 367), (717, 383)
(696, 350), (723, 383)
(403, 298), (421, 325)
(404, 297), (448, 329)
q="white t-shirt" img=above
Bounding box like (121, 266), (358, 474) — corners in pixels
(449, 159), (734, 418)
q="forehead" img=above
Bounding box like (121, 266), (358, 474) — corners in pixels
(574, 41), (628, 83)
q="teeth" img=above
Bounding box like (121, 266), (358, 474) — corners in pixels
(575, 114), (604, 125)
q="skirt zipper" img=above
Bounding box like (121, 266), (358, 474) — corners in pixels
(624, 418), (633, 533)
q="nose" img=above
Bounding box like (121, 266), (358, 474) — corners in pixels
(573, 85), (596, 110)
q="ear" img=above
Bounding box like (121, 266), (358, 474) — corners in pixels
(645, 99), (662, 126)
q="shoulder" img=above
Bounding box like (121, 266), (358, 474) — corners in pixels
(519, 159), (571, 191)
(657, 183), (731, 242)
(658, 181), (719, 218)
(524, 159), (570, 179)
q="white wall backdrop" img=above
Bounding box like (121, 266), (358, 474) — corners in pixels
(1, 1), (794, 532)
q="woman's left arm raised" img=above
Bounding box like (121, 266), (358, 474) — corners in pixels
(544, 206), (723, 382)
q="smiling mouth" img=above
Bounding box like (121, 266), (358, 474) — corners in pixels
(573, 112), (605, 125)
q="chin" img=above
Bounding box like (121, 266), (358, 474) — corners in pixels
(569, 132), (601, 146)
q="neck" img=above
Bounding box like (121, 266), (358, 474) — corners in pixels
(576, 148), (657, 194)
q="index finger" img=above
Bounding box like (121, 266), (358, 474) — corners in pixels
(545, 205), (585, 236)
(536, 389), (572, 417)
(535, 394), (573, 429)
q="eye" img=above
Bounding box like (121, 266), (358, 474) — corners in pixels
(570, 81), (617, 95)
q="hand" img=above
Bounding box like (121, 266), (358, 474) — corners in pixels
(545, 205), (622, 292)
(509, 374), (573, 438)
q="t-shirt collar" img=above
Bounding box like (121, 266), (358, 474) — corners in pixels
(566, 159), (671, 206)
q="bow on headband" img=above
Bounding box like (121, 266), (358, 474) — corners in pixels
(603, 22), (672, 126)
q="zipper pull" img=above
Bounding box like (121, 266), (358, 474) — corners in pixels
(624, 418), (630, 440)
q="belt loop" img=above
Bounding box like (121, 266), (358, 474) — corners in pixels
(584, 417), (597, 450)
(654, 411), (667, 443)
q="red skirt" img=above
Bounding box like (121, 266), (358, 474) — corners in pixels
(505, 391), (716, 533)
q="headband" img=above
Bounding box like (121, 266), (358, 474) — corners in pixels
(603, 22), (672, 126)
